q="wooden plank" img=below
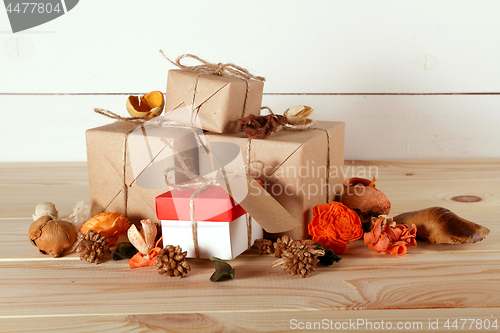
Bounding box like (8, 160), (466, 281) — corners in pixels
(1, 160), (499, 331)
(0, 162), (89, 184)
(0, 252), (498, 318)
(1, 308), (499, 332)
(2, 95), (500, 162)
(2, 2), (500, 94)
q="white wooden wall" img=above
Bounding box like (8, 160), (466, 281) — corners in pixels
(1, 1), (500, 162)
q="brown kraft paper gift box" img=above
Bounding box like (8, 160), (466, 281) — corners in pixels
(200, 121), (345, 239)
(85, 121), (198, 225)
(164, 69), (264, 133)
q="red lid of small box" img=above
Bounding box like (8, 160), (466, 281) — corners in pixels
(156, 186), (247, 222)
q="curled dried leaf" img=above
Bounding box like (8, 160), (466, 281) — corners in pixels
(210, 257), (235, 282)
(112, 242), (138, 260)
(239, 114), (286, 139)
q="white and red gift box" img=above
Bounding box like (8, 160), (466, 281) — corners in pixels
(156, 185), (263, 260)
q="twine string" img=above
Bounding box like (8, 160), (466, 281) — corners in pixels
(159, 51), (265, 82)
(259, 106), (330, 202)
(260, 106), (318, 131)
(96, 107), (261, 257)
(160, 51), (264, 125)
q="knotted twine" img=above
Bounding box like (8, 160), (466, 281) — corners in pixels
(94, 108), (257, 258)
(161, 137), (263, 258)
(244, 107), (332, 203)
(159, 51), (265, 127)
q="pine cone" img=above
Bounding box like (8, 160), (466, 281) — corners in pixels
(273, 236), (315, 258)
(254, 239), (274, 255)
(272, 243), (325, 278)
(273, 235), (295, 257)
(75, 230), (111, 264)
(155, 245), (191, 278)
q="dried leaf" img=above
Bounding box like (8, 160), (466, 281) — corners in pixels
(316, 246), (342, 266)
(239, 114), (286, 139)
(210, 257), (235, 282)
(112, 242), (138, 260)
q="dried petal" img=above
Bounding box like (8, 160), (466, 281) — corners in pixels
(80, 212), (130, 247)
(126, 91), (164, 118)
(210, 257), (235, 282)
(284, 105), (314, 125)
(127, 219), (158, 255)
(364, 217), (417, 256)
(239, 114), (286, 139)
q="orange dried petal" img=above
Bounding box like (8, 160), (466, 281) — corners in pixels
(128, 252), (154, 269)
(385, 242), (408, 256)
(80, 212), (130, 246)
(128, 96), (151, 113)
(126, 91), (164, 117)
(143, 91), (164, 109)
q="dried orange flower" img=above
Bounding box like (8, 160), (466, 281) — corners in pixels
(364, 217), (417, 256)
(80, 212), (130, 246)
(128, 237), (162, 269)
(308, 202), (363, 254)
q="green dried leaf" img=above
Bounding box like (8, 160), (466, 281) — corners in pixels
(317, 246), (341, 266)
(112, 242), (138, 260)
(210, 257), (235, 282)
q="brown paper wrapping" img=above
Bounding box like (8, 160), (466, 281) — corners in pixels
(85, 121), (198, 224)
(201, 121), (345, 239)
(164, 69), (264, 133)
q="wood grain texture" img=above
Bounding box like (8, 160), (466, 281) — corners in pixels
(1, 308), (499, 333)
(0, 160), (499, 332)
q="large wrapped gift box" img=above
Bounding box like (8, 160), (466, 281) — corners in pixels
(164, 69), (264, 133)
(85, 120), (199, 224)
(200, 121), (345, 239)
(156, 185), (263, 260)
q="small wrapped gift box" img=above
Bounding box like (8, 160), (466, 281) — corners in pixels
(164, 69), (264, 133)
(200, 121), (345, 239)
(156, 185), (263, 260)
(85, 118), (200, 224)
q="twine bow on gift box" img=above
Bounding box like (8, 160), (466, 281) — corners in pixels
(160, 52), (265, 82)
(93, 108), (261, 259)
(160, 51), (265, 128)
(162, 134), (263, 259)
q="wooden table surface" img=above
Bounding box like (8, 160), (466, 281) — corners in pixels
(1, 160), (499, 332)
